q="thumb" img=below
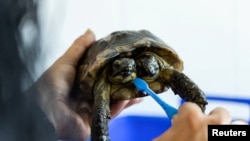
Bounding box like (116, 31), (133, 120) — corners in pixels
(61, 29), (96, 67)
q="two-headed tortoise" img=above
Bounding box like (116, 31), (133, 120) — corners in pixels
(74, 30), (208, 141)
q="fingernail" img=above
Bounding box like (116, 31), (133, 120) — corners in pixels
(84, 28), (93, 36)
(83, 28), (95, 42)
(231, 119), (248, 125)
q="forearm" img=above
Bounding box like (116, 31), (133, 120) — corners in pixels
(0, 91), (57, 141)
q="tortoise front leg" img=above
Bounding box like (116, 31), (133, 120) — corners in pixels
(160, 69), (208, 112)
(92, 77), (111, 141)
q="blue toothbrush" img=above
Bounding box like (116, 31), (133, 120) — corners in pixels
(133, 78), (178, 119)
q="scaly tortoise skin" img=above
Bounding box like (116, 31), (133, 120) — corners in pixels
(74, 30), (208, 141)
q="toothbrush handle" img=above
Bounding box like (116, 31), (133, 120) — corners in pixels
(146, 89), (178, 119)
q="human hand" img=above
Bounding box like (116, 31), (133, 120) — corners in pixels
(153, 102), (247, 141)
(33, 29), (141, 141)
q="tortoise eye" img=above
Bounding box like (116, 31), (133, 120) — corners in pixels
(113, 60), (121, 68)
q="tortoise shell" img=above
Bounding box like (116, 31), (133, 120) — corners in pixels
(76, 30), (183, 99)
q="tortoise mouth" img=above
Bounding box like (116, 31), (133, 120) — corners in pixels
(124, 73), (137, 83)
(134, 90), (149, 97)
(109, 72), (137, 84)
(121, 72), (136, 83)
(139, 72), (159, 82)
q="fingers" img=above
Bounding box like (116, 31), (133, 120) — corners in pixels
(124, 98), (143, 109)
(177, 102), (203, 116)
(177, 103), (231, 124)
(60, 29), (96, 67)
(208, 107), (231, 124)
(176, 102), (237, 125)
(172, 102), (204, 126)
(110, 100), (129, 118)
(110, 98), (142, 118)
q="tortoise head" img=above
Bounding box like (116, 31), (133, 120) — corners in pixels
(136, 53), (160, 82)
(108, 58), (137, 84)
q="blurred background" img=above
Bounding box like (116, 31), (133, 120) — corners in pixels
(38, 0), (250, 122)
